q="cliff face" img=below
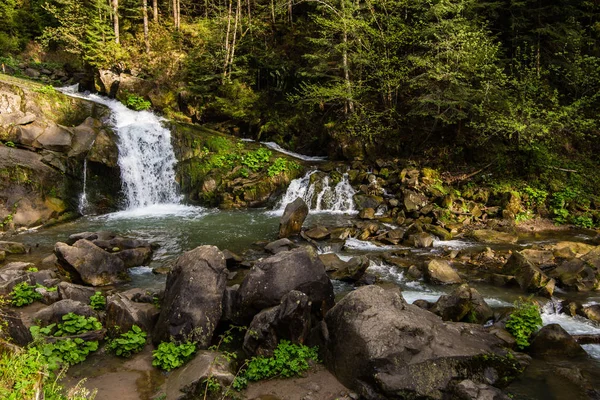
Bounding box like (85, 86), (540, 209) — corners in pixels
(0, 75), (122, 230)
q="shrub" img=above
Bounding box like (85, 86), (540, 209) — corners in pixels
(152, 341), (196, 371)
(54, 313), (102, 337)
(10, 282), (42, 307)
(125, 94), (151, 111)
(89, 292), (106, 311)
(505, 297), (543, 350)
(242, 148), (271, 171)
(40, 339), (99, 371)
(106, 325), (147, 358)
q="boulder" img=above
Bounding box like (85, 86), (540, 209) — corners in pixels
(305, 226), (330, 240)
(425, 259), (462, 285)
(550, 258), (598, 291)
(278, 197), (309, 238)
(153, 246), (228, 347)
(3, 310), (33, 346)
(0, 262), (35, 295)
(407, 232), (435, 248)
(502, 253), (555, 297)
(424, 224), (452, 241)
(551, 241), (596, 259)
(264, 238), (296, 254)
(0, 241), (27, 254)
(403, 190), (428, 212)
(222, 249), (243, 268)
(358, 208), (376, 220)
(323, 286), (525, 399)
(451, 380), (511, 400)
(529, 324), (587, 359)
(35, 286), (60, 305)
(581, 305), (600, 323)
(430, 284), (494, 324)
(115, 247), (153, 268)
(243, 291), (312, 356)
(54, 240), (127, 286)
(57, 282), (97, 304)
(236, 247), (334, 323)
(106, 293), (159, 336)
(329, 255), (370, 282)
(35, 124), (72, 152)
(166, 351), (234, 400)
(32, 299), (96, 325)
(470, 230), (518, 245)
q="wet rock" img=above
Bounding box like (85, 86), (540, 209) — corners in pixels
(425, 259), (462, 285)
(450, 379), (510, 400)
(550, 258), (597, 291)
(66, 232), (99, 245)
(323, 286), (525, 399)
(153, 246), (228, 347)
(106, 292), (159, 335)
(0, 262), (35, 295)
(581, 305), (600, 323)
(319, 253), (348, 272)
(32, 299), (96, 325)
(305, 226), (330, 240)
(329, 255), (370, 282)
(407, 232), (435, 248)
(0, 241), (27, 254)
(222, 249), (243, 268)
(279, 197), (309, 238)
(382, 229), (404, 245)
(430, 284), (493, 324)
(424, 224), (452, 241)
(413, 299), (432, 310)
(243, 291), (312, 356)
(221, 285), (239, 322)
(36, 124), (72, 152)
(265, 238), (297, 254)
(502, 253), (555, 296)
(520, 249), (554, 266)
(35, 286), (60, 305)
(54, 239), (128, 286)
(551, 241), (596, 259)
(166, 351), (234, 400)
(358, 208), (376, 220)
(353, 194), (382, 210)
(236, 247), (334, 323)
(529, 324), (587, 359)
(115, 247), (153, 268)
(470, 230), (518, 245)
(403, 189), (428, 212)
(3, 310), (33, 346)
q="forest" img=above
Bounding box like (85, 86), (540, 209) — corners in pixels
(2, 0), (600, 173)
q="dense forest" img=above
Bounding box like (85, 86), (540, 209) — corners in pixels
(2, 1), (600, 188)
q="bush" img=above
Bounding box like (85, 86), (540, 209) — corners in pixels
(40, 339), (99, 371)
(505, 297), (543, 350)
(106, 325), (147, 358)
(54, 313), (103, 337)
(242, 148), (271, 172)
(152, 341), (196, 371)
(125, 94), (151, 111)
(10, 282), (42, 307)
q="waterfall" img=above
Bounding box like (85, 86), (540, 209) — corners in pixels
(274, 170), (356, 213)
(78, 158), (89, 214)
(60, 86), (181, 209)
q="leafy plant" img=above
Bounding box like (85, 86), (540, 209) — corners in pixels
(39, 339), (99, 370)
(3, 141), (15, 148)
(505, 297), (543, 350)
(89, 292), (106, 311)
(152, 341), (196, 371)
(106, 325), (147, 358)
(267, 158), (301, 177)
(240, 340), (319, 385)
(54, 313), (102, 337)
(241, 148), (271, 172)
(34, 85), (57, 95)
(10, 282), (42, 307)
(125, 94), (151, 111)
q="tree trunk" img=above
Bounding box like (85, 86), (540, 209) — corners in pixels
(143, 0), (150, 53)
(113, 0), (120, 44)
(228, 0), (241, 78)
(223, 0), (233, 81)
(341, 0), (353, 114)
(153, 0), (158, 22)
(173, 0), (180, 29)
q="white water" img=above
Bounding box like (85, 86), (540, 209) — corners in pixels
(273, 170), (356, 214)
(261, 141), (327, 162)
(78, 158), (89, 214)
(60, 86), (182, 210)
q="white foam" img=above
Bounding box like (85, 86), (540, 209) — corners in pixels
(344, 238), (399, 251)
(129, 266), (153, 275)
(97, 204), (207, 220)
(541, 311), (600, 336)
(262, 142), (327, 162)
(432, 239), (475, 250)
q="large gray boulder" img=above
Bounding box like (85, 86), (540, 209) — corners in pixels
(32, 299), (96, 326)
(58, 281), (97, 303)
(106, 292), (159, 336)
(502, 252), (555, 297)
(153, 246), (228, 347)
(323, 286), (525, 399)
(54, 239), (127, 286)
(528, 324), (587, 359)
(430, 284), (493, 324)
(236, 247), (334, 323)
(243, 290), (312, 356)
(0, 262), (35, 295)
(425, 259), (462, 285)
(278, 197), (308, 238)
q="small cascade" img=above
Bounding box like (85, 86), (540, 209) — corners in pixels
(275, 170), (356, 213)
(60, 87), (181, 209)
(78, 158), (89, 214)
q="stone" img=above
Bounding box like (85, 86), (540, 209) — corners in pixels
(0, 262), (35, 295)
(4, 310), (33, 346)
(166, 351), (234, 400)
(529, 324), (587, 359)
(69, 117), (101, 157)
(329, 255), (370, 282)
(424, 224), (453, 241)
(425, 259), (462, 285)
(358, 208), (375, 220)
(430, 284), (494, 324)
(279, 197), (309, 238)
(58, 282), (98, 303)
(407, 232), (435, 248)
(222, 249), (243, 268)
(35, 286), (60, 305)
(581, 305), (600, 323)
(353, 194), (383, 210)
(25, 68), (40, 78)
(502, 252), (555, 297)
(470, 230), (518, 245)
(236, 247), (334, 323)
(551, 241), (596, 259)
(106, 293), (159, 335)
(35, 124), (73, 152)
(550, 258), (598, 291)
(305, 226), (330, 240)
(153, 246), (228, 347)
(323, 286), (525, 399)
(264, 238), (296, 254)
(403, 189), (428, 212)
(451, 379), (511, 400)
(115, 247), (153, 268)
(32, 299), (96, 325)
(54, 240), (128, 286)
(0, 241), (27, 254)
(243, 291), (312, 356)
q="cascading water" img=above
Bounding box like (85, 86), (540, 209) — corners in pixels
(78, 158), (89, 214)
(61, 86), (181, 210)
(275, 170), (356, 213)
